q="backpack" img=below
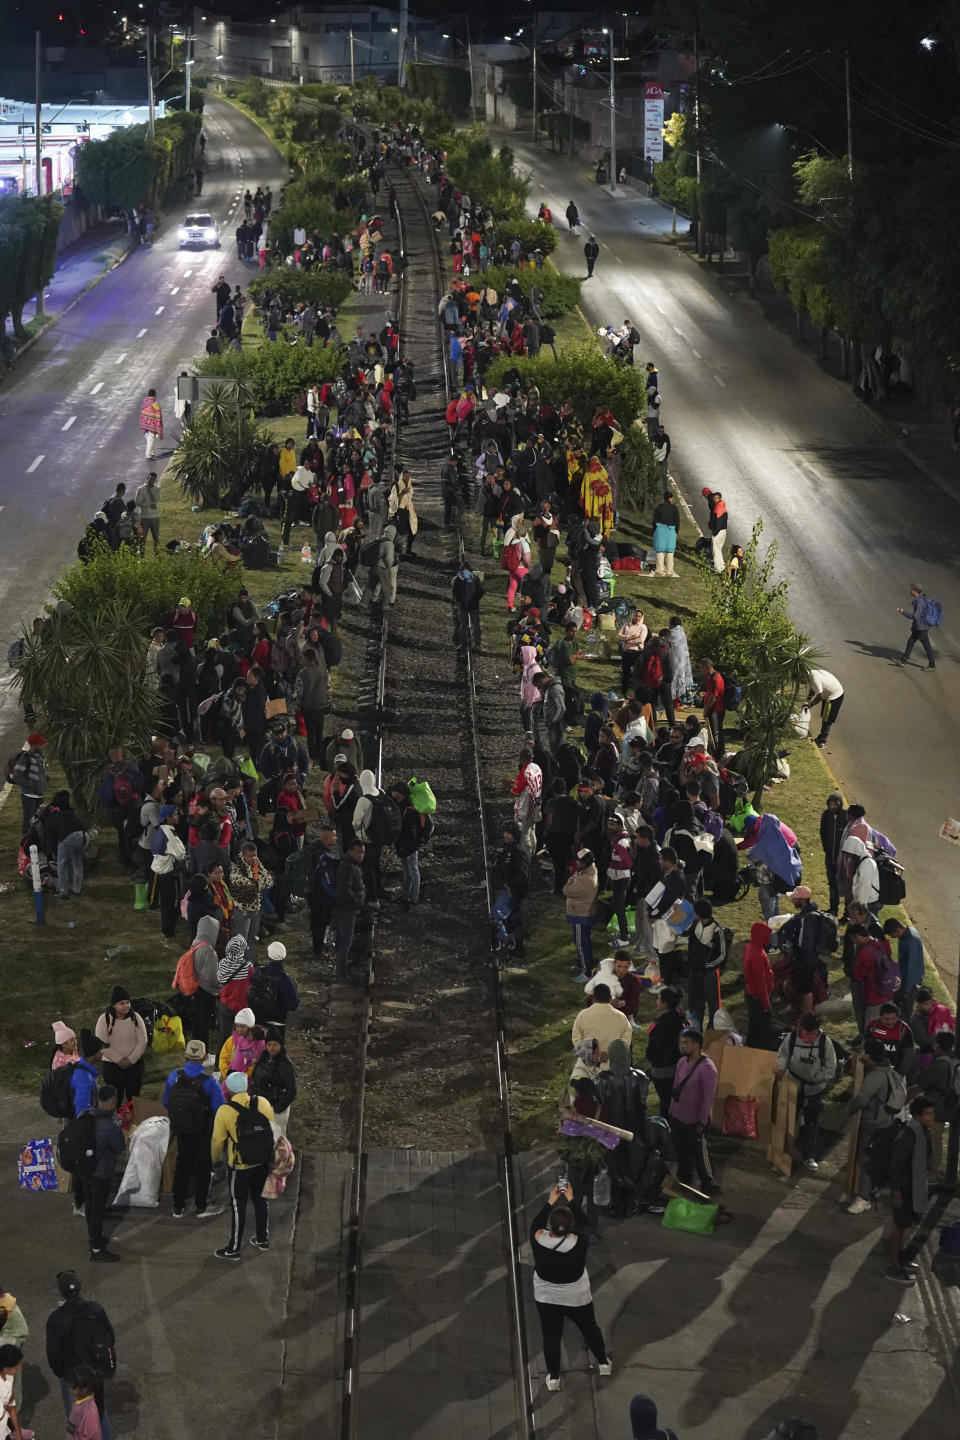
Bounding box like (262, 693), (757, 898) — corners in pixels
(873, 944), (901, 998)
(40, 1065), (76, 1119)
(68, 1306), (117, 1377)
(131, 997), (160, 1045)
(876, 855), (906, 906)
(230, 1096), (275, 1166)
(408, 776), (437, 815)
(247, 968), (281, 1022)
(166, 1071), (211, 1136)
(314, 851), (339, 901)
(640, 650), (663, 690)
(864, 1119), (904, 1186)
(924, 596), (943, 627)
(172, 942), (200, 997)
(360, 537), (381, 566)
(719, 672), (742, 710)
(257, 773), (284, 816)
(418, 811), (436, 844)
(57, 1111), (97, 1177)
(7, 638), (24, 667)
(368, 791), (402, 846)
(268, 639), (290, 674)
(543, 640), (561, 670)
(500, 541), (520, 572)
(110, 770), (139, 810)
(817, 911), (839, 954)
(787, 1029), (847, 1089)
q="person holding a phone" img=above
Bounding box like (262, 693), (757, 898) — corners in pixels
(529, 1182), (612, 1393)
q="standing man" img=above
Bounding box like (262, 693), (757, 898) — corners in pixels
(210, 1072), (275, 1260)
(887, 1097), (935, 1285)
(698, 657), (726, 758)
(12, 732), (47, 833)
(896, 584), (936, 670)
(163, 1038), (225, 1220)
(452, 563), (484, 650)
(806, 667), (845, 747)
(819, 791), (847, 915)
(775, 1014), (837, 1171)
(668, 1030), (720, 1193)
(135, 471), (160, 553)
(139, 390), (163, 461)
(80, 1084), (125, 1262)
(703, 489), (728, 572)
(653, 425), (671, 498)
(883, 917), (925, 1017)
(332, 837), (366, 981)
(584, 233), (599, 277)
(554, 620), (585, 727)
(45, 1271), (117, 1439)
(304, 819), (339, 962)
(212, 275), (231, 321)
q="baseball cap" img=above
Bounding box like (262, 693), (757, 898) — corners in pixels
(27, 733), (47, 746)
(185, 1039), (206, 1061)
(786, 885), (812, 902)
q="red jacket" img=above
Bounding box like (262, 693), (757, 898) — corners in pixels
(743, 921), (774, 1008)
(853, 938), (894, 1006)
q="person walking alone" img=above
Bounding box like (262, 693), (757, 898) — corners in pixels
(584, 234), (599, 278)
(895, 584), (936, 670)
(139, 390), (163, 461)
(530, 1180), (612, 1392)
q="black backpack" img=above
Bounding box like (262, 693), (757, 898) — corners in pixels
(864, 1119), (905, 1186)
(257, 772), (284, 816)
(68, 1305), (117, 1377)
(877, 855), (906, 906)
(230, 1096), (274, 1166)
(166, 1071), (211, 1137)
(247, 968), (280, 1022)
(57, 1111), (97, 1177)
(131, 998), (159, 1046)
(367, 791), (402, 846)
(40, 1066), (76, 1119)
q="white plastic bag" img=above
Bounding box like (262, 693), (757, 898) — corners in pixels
(793, 705), (811, 739)
(113, 1115), (170, 1209)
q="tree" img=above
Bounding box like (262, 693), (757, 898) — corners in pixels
(0, 194), (63, 338)
(171, 383), (273, 506)
(727, 194), (776, 293)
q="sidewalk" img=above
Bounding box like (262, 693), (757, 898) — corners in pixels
(13, 218), (134, 338)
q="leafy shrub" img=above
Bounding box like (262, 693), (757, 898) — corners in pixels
(193, 337), (344, 415)
(300, 83), (346, 105)
(235, 77), (271, 117)
(492, 219), (558, 257)
(52, 545), (240, 654)
(487, 343), (647, 428)
(247, 269), (353, 314)
(170, 385), (275, 505)
(481, 264), (580, 320)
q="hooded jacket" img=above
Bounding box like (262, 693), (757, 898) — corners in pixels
(841, 835), (880, 905)
(820, 794), (847, 866)
(743, 921), (774, 1007)
(351, 769), (380, 843)
(776, 1026), (836, 1094)
(251, 1046), (297, 1113)
(564, 862), (598, 917)
(193, 916), (221, 996)
(747, 812), (801, 886)
(686, 917), (726, 974)
(630, 1394), (679, 1440)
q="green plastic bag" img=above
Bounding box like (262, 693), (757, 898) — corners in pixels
(606, 907), (636, 935)
(239, 755), (259, 780)
(661, 1195), (719, 1236)
(408, 776), (437, 815)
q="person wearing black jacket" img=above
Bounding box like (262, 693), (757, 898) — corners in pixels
(686, 899), (728, 1035)
(584, 234), (600, 277)
(45, 1270), (116, 1429)
(645, 987), (686, 1116)
(42, 791), (88, 898)
(819, 791), (847, 915)
(251, 1028), (297, 1137)
(888, 1098), (935, 1284)
(530, 1182), (611, 1392)
(647, 848), (691, 984)
(452, 565), (484, 649)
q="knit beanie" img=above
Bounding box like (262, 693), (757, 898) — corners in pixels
(226, 1071), (248, 1093)
(52, 1020), (75, 1047)
(264, 1027), (283, 1045)
(80, 1028), (102, 1059)
(110, 985), (131, 1006)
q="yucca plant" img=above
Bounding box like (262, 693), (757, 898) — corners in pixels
(171, 382), (270, 507)
(738, 632), (824, 805)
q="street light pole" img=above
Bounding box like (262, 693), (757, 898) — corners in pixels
(693, 27), (704, 254)
(397, 0), (408, 88)
(844, 49), (854, 179)
(147, 23), (156, 137)
(608, 23), (617, 193)
(349, 29), (355, 86)
(34, 29), (46, 317)
(465, 15), (476, 126)
(185, 21), (192, 112)
(532, 12), (538, 143)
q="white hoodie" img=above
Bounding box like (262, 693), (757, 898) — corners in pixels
(842, 835), (880, 906)
(352, 769), (379, 843)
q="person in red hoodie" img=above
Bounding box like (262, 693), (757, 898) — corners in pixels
(851, 925), (900, 1028)
(743, 921), (774, 1049)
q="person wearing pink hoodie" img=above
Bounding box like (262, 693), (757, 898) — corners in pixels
(743, 922), (774, 1049)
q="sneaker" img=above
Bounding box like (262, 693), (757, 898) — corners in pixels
(847, 1197), (872, 1215)
(804, 1159), (819, 1171)
(172, 1205), (185, 1218)
(73, 1204), (85, 1218)
(885, 1264), (916, 1285)
(90, 1249), (119, 1263)
(215, 1247), (241, 1260)
(598, 1359), (613, 1377)
(197, 1206), (225, 1220)
(898, 1257), (920, 1272)
(571, 973), (589, 984)
(545, 1376), (561, 1392)
(249, 1238), (270, 1251)
(611, 937), (631, 950)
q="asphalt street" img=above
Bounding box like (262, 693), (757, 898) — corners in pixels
(508, 136), (960, 989)
(0, 95), (285, 737)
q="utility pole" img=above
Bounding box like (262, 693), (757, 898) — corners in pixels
(693, 28), (704, 255)
(35, 29), (45, 317)
(147, 23), (156, 137)
(844, 49), (854, 179)
(349, 29), (355, 87)
(608, 22), (617, 193)
(465, 14), (476, 125)
(532, 12), (537, 143)
(185, 20), (192, 113)
(396, 0), (408, 88)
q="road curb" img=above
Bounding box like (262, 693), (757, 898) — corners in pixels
(10, 235), (135, 367)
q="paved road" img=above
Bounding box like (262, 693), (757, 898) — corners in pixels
(509, 137), (960, 989)
(0, 95), (285, 731)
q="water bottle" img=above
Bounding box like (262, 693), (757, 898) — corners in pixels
(592, 1165), (612, 1209)
(277, 542), (285, 565)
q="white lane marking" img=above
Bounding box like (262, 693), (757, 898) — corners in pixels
(154, 306), (165, 316)
(616, 256), (623, 264)
(601, 242), (610, 250)
(61, 416), (76, 431)
(137, 328), (148, 337)
(90, 382), (103, 395)
(115, 352), (127, 364)
(183, 269), (193, 278)
(653, 301), (666, 314)
(691, 348), (702, 359)
(713, 374), (726, 387)
(170, 286), (180, 295)
(672, 325), (687, 338)
(27, 455), (44, 473)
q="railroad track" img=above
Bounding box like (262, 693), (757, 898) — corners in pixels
(329, 155), (535, 1439)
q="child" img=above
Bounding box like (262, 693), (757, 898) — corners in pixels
(66, 1366), (103, 1440)
(51, 1020), (79, 1068)
(0, 1344), (30, 1440)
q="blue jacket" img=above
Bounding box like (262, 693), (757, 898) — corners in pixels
(70, 1058), (100, 1117)
(748, 813), (802, 886)
(780, 901), (821, 978)
(258, 735), (308, 786)
(898, 926), (925, 992)
(162, 1061), (224, 1116)
(910, 593), (930, 632)
(86, 1106), (125, 1181)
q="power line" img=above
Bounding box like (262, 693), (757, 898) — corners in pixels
(813, 64), (960, 151)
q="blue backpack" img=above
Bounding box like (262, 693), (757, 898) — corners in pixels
(924, 596), (944, 627)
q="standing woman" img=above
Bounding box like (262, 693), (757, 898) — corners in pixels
(94, 986), (148, 1106)
(389, 469), (418, 555)
(530, 1181), (612, 1393)
(617, 609), (648, 693)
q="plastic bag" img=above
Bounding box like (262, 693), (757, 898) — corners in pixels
(592, 1165), (611, 1208)
(153, 1014), (184, 1053)
(661, 1195), (719, 1236)
(721, 1095), (759, 1139)
(18, 1137), (58, 1191)
(408, 776), (437, 814)
(792, 706), (811, 739)
(113, 1115), (169, 1208)
(263, 1132), (296, 1199)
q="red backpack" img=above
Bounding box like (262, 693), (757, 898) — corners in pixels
(172, 942), (201, 998)
(641, 649), (663, 690)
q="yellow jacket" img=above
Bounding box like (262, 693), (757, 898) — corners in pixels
(210, 1091), (275, 1169)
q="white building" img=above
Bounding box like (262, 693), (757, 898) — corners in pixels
(0, 99), (161, 197)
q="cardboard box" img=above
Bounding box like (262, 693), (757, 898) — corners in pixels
(709, 1042), (778, 1147)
